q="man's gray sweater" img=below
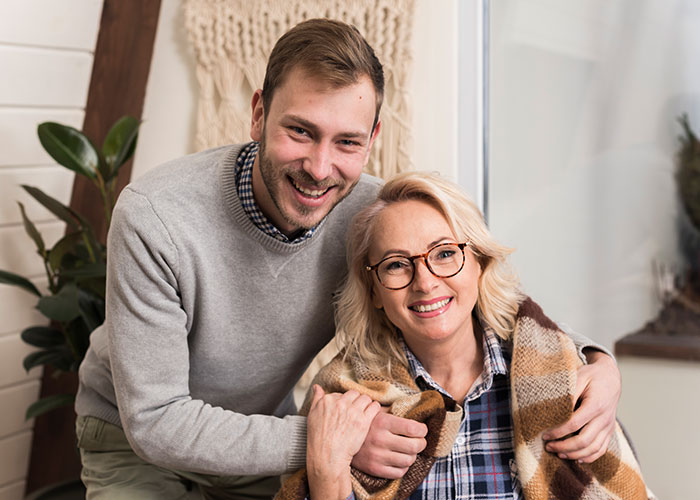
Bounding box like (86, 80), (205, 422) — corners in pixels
(75, 143), (382, 476)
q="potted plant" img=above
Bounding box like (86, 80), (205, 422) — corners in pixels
(0, 117), (138, 499)
(0, 116), (139, 420)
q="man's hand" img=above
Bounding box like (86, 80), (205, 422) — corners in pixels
(543, 350), (621, 463)
(351, 409), (427, 478)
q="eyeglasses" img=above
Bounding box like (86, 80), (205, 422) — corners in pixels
(366, 242), (470, 290)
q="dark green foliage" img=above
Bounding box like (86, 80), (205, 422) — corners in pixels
(0, 117), (139, 419)
(677, 114), (700, 232)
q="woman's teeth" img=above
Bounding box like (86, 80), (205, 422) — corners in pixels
(292, 179), (329, 198)
(410, 298), (451, 312)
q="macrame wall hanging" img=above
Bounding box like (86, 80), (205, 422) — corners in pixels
(183, 0), (416, 179)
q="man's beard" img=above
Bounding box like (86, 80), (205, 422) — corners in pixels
(257, 137), (361, 231)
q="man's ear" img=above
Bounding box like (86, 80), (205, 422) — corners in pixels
(250, 89), (264, 141)
(363, 119), (382, 164)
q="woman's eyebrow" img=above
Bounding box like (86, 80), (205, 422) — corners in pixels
(377, 237), (455, 260)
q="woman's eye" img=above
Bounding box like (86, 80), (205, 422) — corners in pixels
(436, 250), (456, 260)
(385, 260), (409, 271)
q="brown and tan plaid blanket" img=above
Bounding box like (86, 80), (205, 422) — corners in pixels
(511, 297), (653, 500)
(277, 297), (653, 500)
(274, 352), (463, 500)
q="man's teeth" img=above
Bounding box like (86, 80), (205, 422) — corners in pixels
(411, 298), (451, 313)
(292, 179), (329, 198)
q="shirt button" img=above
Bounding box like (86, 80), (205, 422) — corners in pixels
(455, 436), (466, 445)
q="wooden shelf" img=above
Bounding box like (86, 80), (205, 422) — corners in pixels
(615, 332), (700, 362)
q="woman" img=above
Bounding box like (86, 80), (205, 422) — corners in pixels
(278, 172), (651, 500)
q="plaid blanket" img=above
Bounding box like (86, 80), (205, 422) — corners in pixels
(274, 352), (463, 500)
(277, 297), (653, 500)
(511, 297), (653, 500)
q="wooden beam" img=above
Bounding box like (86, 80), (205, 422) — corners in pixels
(25, 0), (161, 494)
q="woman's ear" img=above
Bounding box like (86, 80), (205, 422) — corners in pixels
(371, 286), (384, 310)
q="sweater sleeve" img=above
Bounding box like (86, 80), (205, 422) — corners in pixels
(106, 188), (307, 476)
(558, 322), (615, 364)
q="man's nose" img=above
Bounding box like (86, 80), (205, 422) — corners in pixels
(303, 143), (332, 181)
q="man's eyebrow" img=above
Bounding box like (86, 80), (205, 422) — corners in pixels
(284, 114), (368, 139)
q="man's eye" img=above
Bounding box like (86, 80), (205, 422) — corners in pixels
(290, 126), (308, 136)
(339, 139), (360, 147)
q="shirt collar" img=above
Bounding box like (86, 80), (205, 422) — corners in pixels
(235, 141), (316, 244)
(400, 320), (509, 403)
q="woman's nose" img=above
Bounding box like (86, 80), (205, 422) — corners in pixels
(411, 259), (439, 292)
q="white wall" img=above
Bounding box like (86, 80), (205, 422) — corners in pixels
(132, 0), (462, 181)
(0, 1), (103, 498)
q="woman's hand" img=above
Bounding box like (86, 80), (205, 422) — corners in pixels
(306, 385), (381, 500)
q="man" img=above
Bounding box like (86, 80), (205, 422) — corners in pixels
(75, 19), (621, 499)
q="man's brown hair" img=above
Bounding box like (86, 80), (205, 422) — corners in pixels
(262, 18), (385, 131)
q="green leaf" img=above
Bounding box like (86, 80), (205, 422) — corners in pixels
(0, 270), (41, 297)
(21, 185), (81, 229)
(23, 349), (62, 372)
(64, 317), (92, 364)
(37, 122), (98, 179)
(60, 262), (106, 279)
(25, 393), (75, 420)
(103, 116), (140, 179)
(21, 326), (64, 348)
(77, 287), (105, 332)
(37, 282), (81, 322)
(48, 232), (84, 272)
(17, 202), (45, 254)
(79, 277), (106, 299)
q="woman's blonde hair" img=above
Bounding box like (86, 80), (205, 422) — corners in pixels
(335, 172), (524, 376)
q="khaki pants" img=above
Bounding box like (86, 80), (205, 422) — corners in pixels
(76, 416), (281, 500)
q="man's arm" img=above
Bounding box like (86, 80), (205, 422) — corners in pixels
(107, 188), (305, 476)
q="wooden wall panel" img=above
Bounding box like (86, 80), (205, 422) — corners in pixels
(0, 222), (66, 278)
(0, 109), (84, 166)
(0, 47), (93, 107)
(0, 0), (102, 50)
(0, 335), (41, 387)
(0, 381), (41, 440)
(0, 168), (75, 225)
(0, 432), (32, 488)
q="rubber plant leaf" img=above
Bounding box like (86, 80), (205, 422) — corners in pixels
(0, 270), (41, 297)
(37, 122), (98, 179)
(25, 394), (75, 420)
(103, 116), (140, 179)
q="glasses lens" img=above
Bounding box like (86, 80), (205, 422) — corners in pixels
(427, 244), (464, 277)
(377, 257), (413, 289)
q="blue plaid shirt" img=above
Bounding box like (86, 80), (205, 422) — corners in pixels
(342, 327), (522, 500)
(317, 325), (522, 500)
(401, 327), (522, 500)
(235, 142), (316, 244)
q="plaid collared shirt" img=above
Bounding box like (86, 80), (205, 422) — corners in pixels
(235, 142), (316, 244)
(400, 327), (522, 500)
